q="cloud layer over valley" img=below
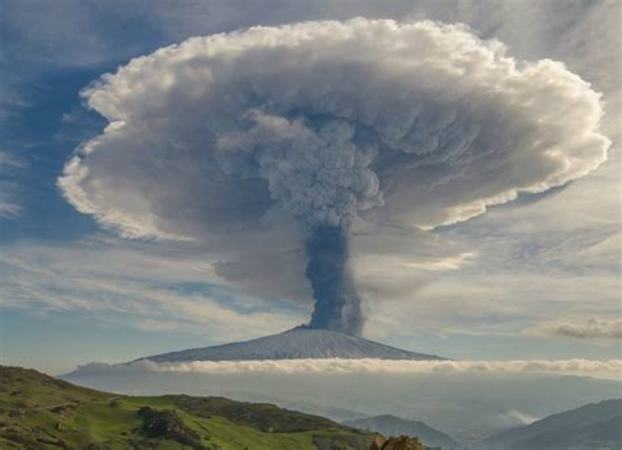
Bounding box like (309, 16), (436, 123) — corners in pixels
(79, 357), (622, 380)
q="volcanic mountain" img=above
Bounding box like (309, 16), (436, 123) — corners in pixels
(135, 327), (445, 363)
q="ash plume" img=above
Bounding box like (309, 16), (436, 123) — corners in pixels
(305, 226), (362, 335)
(58, 19), (610, 335)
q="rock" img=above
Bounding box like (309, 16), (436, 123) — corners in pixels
(370, 435), (426, 450)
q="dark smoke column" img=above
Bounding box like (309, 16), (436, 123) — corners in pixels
(305, 225), (363, 336)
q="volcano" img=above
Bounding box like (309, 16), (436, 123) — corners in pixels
(135, 327), (445, 363)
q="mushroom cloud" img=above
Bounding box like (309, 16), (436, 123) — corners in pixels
(59, 19), (610, 335)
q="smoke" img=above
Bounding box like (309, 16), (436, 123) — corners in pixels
(217, 111), (376, 332)
(58, 19), (610, 334)
(305, 226), (362, 334)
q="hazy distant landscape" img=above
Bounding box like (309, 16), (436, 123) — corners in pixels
(63, 352), (622, 447)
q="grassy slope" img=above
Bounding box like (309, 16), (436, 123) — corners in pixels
(0, 366), (373, 449)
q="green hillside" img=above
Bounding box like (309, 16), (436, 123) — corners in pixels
(0, 365), (374, 449)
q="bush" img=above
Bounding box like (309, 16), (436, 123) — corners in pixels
(136, 406), (205, 449)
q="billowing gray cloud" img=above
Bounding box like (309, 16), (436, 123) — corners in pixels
(59, 19), (609, 240)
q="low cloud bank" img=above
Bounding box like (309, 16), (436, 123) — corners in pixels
(76, 358), (622, 380)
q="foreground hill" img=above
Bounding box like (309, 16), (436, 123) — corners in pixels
(344, 415), (459, 449)
(481, 399), (622, 450)
(137, 327), (444, 363)
(0, 365), (375, 449)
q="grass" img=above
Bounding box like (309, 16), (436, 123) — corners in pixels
(0, 365), (374, 449)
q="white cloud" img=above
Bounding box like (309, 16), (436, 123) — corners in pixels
(400, 252), (476, 272)
(77, 358), (622, 381)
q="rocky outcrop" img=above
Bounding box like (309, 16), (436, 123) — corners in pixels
(370, 434), (428, 450)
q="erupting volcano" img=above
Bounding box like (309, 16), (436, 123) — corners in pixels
(136, 327), (444, 363)
(59, 19), (608, 357)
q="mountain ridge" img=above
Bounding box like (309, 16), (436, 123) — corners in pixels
(481, 398), (622, 450)
(344, 414), (460, 449)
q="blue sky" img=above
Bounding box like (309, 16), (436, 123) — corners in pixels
(1, 0), (620, 375)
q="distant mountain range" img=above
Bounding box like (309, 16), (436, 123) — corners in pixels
(136, 326), (445, 362)
(341, 400), (622, 450)
(344, 414), (460, 449)
(481, 399), (622, 450)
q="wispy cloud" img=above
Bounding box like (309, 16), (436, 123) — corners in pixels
(0, 189), (21, 218)
(400, 252), (477, 272)
(0, 237), (306, 341)
(0, 151), (26, 218)
(500, 409), (540, 425)
(0, 152), (26, 168)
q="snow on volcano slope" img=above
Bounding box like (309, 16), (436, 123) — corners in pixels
(136, 327), (445, 363)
